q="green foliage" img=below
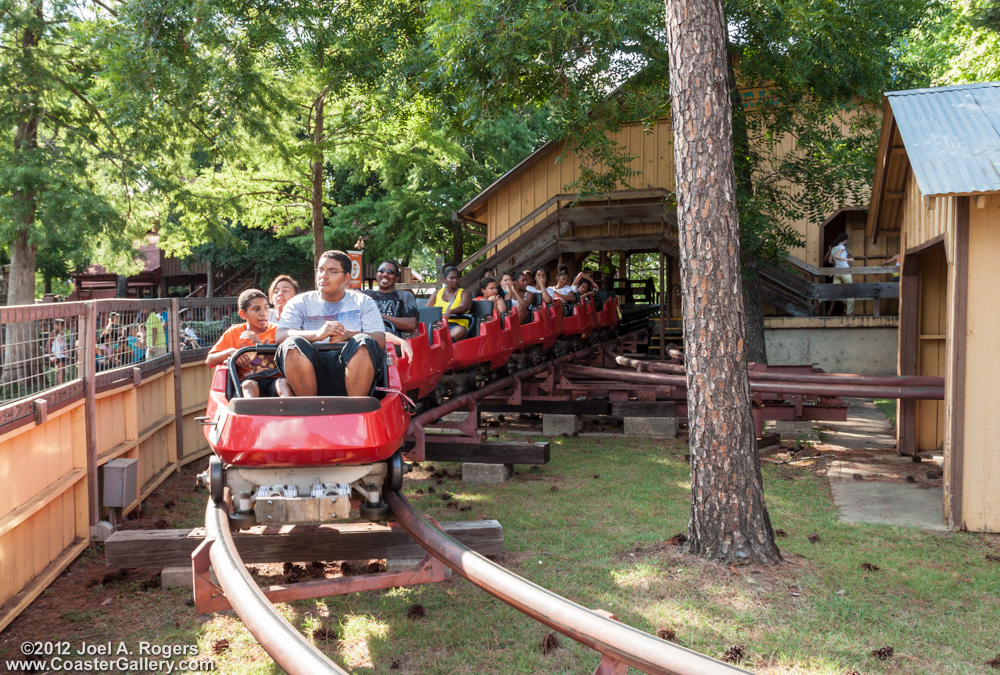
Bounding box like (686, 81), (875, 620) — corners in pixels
(0, 0), (156, 296)
(898, 0), (1000, 85)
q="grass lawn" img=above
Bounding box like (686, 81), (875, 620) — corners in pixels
(2, 437), (998, 674)
(874, 399), (897, 428)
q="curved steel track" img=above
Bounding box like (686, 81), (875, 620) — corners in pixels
(199, 332), (752, 674)
(203, 495), (751, 675)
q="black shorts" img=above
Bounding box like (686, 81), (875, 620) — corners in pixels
(276, 335), (385, 396)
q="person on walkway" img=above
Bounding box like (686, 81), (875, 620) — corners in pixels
(268, 275), (299, 323)
(431, 265), (473, 341)
(275, 250), (385, 397)
(830, 232), (855, 316)
(364, 260), (419, 336)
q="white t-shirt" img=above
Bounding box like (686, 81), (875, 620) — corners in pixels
(51, 334), (67, 358)
(548, 284), (577, 299)
(831, 244), (851, 269)
(278, 290), (383, 341)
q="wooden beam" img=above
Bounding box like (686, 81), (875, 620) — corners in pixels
(811, 282), (900, 300)
(948, 196), (969, 528)
(479, 400), (610, 415)
(83, 302), (99, 526)
(105, 519), (505, 568)
(610, 401), (678, 418)
(424, 440), (550, 465)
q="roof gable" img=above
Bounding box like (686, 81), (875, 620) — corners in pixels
(887, 81), (1000, 198)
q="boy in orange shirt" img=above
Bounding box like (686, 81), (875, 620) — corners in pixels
(207, 289), (287, 398)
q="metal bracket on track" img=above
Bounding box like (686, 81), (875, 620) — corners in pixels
(192, 525), (449, 615)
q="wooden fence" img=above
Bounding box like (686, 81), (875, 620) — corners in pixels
(0, 297), (237, 631)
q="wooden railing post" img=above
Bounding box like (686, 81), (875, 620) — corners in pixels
(83, 301), (98, 527)
(171, 298), (185, 464)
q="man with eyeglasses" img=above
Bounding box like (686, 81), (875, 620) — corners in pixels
(364, 259), (418, 336)
(275, 250), (385, 397)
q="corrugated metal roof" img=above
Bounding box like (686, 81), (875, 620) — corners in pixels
(887, 81), (1000, 197)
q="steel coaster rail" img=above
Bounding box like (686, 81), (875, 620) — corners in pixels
(604, 350), (945, 388)
(407, 331), (644, 433)
(565, 364), (945, 400)
(386, 491), (751, 675)
(204, 501), (350, 675)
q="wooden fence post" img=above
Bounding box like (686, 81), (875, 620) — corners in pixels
(83, 301), (98, 527)
(171, 299), (185, 464)
(171, 299), (186, 466)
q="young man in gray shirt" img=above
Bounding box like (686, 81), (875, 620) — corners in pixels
(276, 250), (385, 397)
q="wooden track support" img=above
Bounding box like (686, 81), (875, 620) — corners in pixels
(104, 519), (504, 568)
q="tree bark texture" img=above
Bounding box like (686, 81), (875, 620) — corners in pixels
(311, 92), (326, 268)
(665, 0), (781, 564)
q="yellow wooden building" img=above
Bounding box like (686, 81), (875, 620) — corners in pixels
(868, 81), (1000, 532)
(455, 94), (899, 321)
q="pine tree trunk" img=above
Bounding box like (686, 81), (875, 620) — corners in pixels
(311, 92), (326, 268)
(665, 0), (781, 564)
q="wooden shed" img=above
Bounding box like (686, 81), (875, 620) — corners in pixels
(867, 81), (1000, 532)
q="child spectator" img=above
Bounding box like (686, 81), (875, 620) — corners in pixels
(47, 319), (68, 385)
(207, 289), (285, 398)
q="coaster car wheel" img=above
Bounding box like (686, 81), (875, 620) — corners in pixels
(360, 502), (390, 521)
(209, 456), (225, 505)
(386, 450), (404, 492)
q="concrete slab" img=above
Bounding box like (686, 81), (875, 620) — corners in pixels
(830, 479), (947, 531)
(542, 414), (580, 437)
(462, 462), (514, 484)
(820, 399), (947, 532)
(162, 565), (217, 589)
(623, 416), (677, 438)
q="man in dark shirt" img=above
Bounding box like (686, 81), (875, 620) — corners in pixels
(364, 259), (419, 336)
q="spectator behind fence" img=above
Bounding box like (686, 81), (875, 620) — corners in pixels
(101, 312), (125, 364)
(127, 324), (144, 363)
(182, 321), (203, 348)
(268, 275), (299, 323)
(144, 309), (166, 359)
(47, 319), (68, 385)
(206, 289), (286, 398)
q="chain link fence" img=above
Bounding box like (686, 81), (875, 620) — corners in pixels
(0, 297), (241, 429)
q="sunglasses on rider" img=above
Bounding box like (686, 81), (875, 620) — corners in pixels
(377, 268), (397, 275)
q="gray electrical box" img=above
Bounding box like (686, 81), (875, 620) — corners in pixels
(102, 458), (138, 508)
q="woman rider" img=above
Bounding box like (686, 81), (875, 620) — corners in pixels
(529, 268), (553, 305)
(432, 265), (473, 340)
(268, 275), (299, 323)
